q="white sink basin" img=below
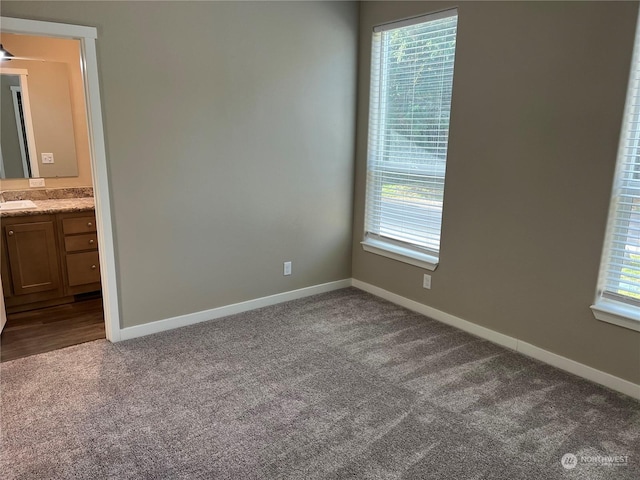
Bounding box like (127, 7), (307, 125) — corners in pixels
(0, 200), (37, 211)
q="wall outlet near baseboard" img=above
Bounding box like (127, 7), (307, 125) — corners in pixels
(423, 274), (431, 289)
(284, 261), (292, 276)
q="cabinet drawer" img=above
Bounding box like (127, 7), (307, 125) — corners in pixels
(64, 234), (98, 253)
(62, 216), (96, 235)
(66, 252), (100, 286)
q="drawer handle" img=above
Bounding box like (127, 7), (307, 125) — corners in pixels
(91, 264), (97, 270)
(87, 222), (93, 227)
(89, 239), (95, 244)
(7, 230), (13, 236)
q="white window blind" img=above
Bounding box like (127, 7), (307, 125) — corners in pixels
(596, 12), (640, 311)
(363, 9), (458, 268)
(592, 12), (640, 331)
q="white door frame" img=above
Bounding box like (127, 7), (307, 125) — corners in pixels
(0, 275), (6, 334)
(1, 16), (121, 341)
(10, 85), (33, 177)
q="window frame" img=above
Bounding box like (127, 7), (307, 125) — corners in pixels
(361, 8), (458, 272)
(592, 12), (640, 332)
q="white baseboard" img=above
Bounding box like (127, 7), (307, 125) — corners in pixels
(516, 341), (640, 400)
(117, 276), (639, 399)
(352, 279), (640, 400)
(351, 279), (518, 350)
(119, 279), (352, 341)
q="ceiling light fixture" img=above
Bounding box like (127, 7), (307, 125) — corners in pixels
(0, 44), (14, 61)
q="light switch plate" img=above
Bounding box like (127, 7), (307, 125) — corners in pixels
(29, 178), (45, 188)
(41, 153), (54, 164)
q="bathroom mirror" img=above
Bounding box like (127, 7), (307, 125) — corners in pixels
(0, 62), (78, 179)
(0, 69), (37, 178)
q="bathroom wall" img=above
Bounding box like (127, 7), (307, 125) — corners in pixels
(0, 33), (92, 188)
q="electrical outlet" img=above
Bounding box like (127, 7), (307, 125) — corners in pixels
(29, 178), (45, 188)
(41, 153), (54, 164)
(284, 261), (292, 276)
(423, 274), (431, 289)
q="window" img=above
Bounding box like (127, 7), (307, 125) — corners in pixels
(592, 14), (640, 332)
(362, 9), (458, 271)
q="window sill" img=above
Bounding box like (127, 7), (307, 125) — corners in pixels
(591, 300), (640, 332)
(361, 238), (438, 271)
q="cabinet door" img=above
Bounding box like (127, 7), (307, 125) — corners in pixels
(5, 221), (60, 296)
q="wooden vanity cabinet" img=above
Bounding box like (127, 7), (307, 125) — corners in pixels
(1, 215), (65, 309)
(1, 210), (101, 312)
(57, 212), (101, 295)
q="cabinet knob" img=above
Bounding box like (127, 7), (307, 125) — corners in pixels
(87, 222), (93, 227)
(91, 264), (97, 270)
(89, 239), (95, 244)
(7, 230), (13, 236)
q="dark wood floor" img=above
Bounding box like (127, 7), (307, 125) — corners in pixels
(1, 296), (105, 362)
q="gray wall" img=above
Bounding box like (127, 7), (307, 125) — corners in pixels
(354, 1), (640, 384)
(4, 1), (637, 385)
(1, 1), (358, 327)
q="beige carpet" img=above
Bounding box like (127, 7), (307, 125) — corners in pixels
(1, 288), (639, 479)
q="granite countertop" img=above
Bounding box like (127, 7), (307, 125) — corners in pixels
(0, 197), (95, 218)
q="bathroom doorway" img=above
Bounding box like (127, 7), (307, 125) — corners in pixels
(0, 17), (120, 359)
